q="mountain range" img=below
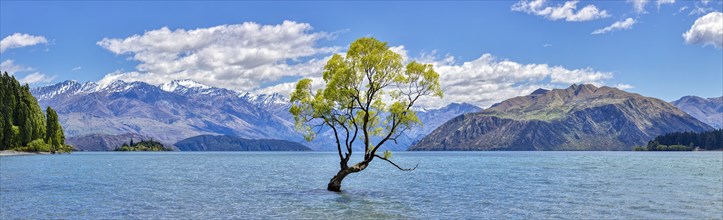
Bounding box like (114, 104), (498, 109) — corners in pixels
(31, 80), (482, 151)
(410, 84), (714, 151)
(671, 96), (722, 129)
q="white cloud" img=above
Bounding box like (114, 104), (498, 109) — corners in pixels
(592, 18), (637, 35)
(613, 83), (635, 90)
(628, 0), (649, 13)
(71, 66), (82, 71)
(96, 20), (624, 109)
(656, 0), (675, 9)
(0, 33), (48, 53)
(414, 53), (613, 108)
(256, 76), (327, 97)
(257, 47), (617, 108)
(389, 45), (409, 62)
(683, 11), (723, 49)
(1, 59), (54, 84)
(97, 21), (338, 91)
(511, 0), (610, 22)
(1, 60), (33, 75)
(19, 72), (55, 84)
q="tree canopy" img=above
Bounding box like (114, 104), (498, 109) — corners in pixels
(289, 37), (443, 191)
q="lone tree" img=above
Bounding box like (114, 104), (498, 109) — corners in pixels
(290, 37), (443, 192)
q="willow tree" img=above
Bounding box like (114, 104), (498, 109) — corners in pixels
(290, 37), (443, 192)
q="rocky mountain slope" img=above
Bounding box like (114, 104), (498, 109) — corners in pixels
(671, 96), (722, 128)
(32, 80), (480, 151)
(410, 84), (713, 151)
(32, 80), (296, 146)
(174, 135), (311, 151)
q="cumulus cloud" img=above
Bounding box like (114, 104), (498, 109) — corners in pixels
(256, 46), (616, 108)
(269, 44), (617, 108)
(413, 53), (613, 108)
(512, 0), (610, 22)
(0, 33), (48, 53)
(19, 72), (55, 84)
(96, 21), (623, 109)
(592, 18), (637, 35)
(683, 11), (723, 49)
(97, 21), (338, 91)
(628, 0), (649, 13)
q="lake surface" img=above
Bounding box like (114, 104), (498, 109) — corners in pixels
(1, 152), (721, 219)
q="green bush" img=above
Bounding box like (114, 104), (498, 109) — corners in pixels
(633, 146), (647, 151)
(14, 139), (50, 152)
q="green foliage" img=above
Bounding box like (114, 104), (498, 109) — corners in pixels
(0, 72), (67, 152)
(633, 146), (647, 151)
(14, 139), (50, 152)
(114, 139), (171, 151)
(45, 107), (66, 152)
(290, 37), (443, 169)
(383, 150), (392, 159)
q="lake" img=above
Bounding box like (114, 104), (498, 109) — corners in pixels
(1, 152), (721, 219)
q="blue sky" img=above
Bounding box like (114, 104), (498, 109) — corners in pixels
(1, 1), (721, 107)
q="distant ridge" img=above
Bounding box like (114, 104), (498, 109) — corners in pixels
(410, 84), (713, 151)
(671, 95), (722, 129)
(31, 79), (481, 151)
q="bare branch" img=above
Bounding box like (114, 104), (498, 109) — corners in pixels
(374, 155), (418, 171)
(322, 116), (345, 162)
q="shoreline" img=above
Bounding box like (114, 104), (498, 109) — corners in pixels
(0, 150), (51, 157)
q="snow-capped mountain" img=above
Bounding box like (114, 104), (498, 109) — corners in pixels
(31, 79), (481, 151)
(159, 79), (210, 92)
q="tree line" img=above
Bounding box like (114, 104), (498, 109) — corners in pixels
(114, 139), (171, 151)
(0, 72), (70, 153)
(635, 129), (722, 151)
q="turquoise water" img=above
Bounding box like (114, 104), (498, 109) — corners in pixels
(1, 152), (721, 219)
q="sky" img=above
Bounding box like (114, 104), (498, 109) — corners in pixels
(1, 0), (721, 108)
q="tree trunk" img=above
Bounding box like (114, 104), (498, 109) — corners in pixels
(327, 161), (369, 192)
(327, 168), (350, 192)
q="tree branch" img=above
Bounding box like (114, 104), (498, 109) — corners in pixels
(373, 154), (418, 171)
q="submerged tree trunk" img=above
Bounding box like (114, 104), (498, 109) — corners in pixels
(327, 162), (369, 192)
(327, 169), (350, 192)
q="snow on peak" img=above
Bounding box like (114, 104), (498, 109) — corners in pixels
(160, 79), (210, 92)
(56, 80), (79, 93)
(80, 81), (100, 93)
(241, 92), (289, 106)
